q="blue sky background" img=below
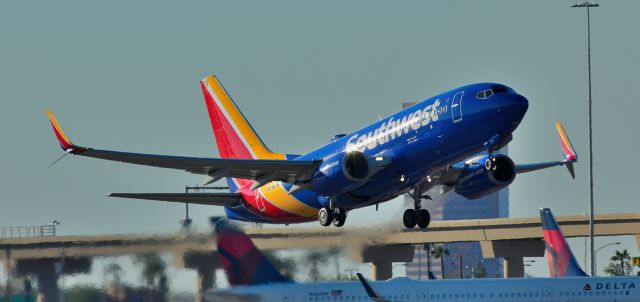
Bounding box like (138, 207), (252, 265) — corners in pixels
(0, 0), (638, 292)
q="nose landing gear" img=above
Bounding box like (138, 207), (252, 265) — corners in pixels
(403, 188), (432, 229)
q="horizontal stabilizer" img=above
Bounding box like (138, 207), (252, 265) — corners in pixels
(108, 193), (242, 206)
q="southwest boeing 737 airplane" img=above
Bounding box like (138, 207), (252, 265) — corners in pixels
(48, 75), (577, 228)
(204, 208), (638, 302)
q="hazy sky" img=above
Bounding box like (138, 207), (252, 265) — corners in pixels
(1, 0), (638, 288)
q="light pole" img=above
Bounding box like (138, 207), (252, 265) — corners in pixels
(581, 212), (588, 269)
(571, 0), (599, 277)
(50, 219), (60, 236)
(464, 265), (474, 279)
(594, 242), (621, 276)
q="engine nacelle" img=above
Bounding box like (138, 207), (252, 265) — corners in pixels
(454, 154), (516, 200)
(310, 151), (372, 196)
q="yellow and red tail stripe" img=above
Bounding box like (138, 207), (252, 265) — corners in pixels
(555, 122), (577, 161)
(47, 112), (84, 152)
(257, 183), (318, 218)
(200, 75), (286, 161)
(239, 185), (317, 223)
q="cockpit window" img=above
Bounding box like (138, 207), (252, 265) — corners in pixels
(476, 89), (493, 99)
(477, 85), (513, 99)
(490, 84), (512, 94)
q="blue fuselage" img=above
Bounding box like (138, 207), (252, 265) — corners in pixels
(225, 83), (529, 222)
(301, 83), (527, 207)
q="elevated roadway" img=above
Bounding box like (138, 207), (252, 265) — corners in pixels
(2, 212), (637, 259)
(2, 212), (639, 301)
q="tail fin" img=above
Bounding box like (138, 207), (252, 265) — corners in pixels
(200, 75), (285, 161)
(213, 218), (292, 287)
(540, 208), (588, 277)
(200, 75), (286, 191)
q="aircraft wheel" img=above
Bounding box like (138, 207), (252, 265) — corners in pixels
(417, 209), (431, 229)
(332, 208), (347, 227)
(318, 207), (333, 226)
(403, 209), (417, 229)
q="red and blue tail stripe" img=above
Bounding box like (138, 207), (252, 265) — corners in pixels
(214, 219), (293, 286)
(541, 208), (588, 277)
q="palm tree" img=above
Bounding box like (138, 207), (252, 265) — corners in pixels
(430, 246), (450, 279)
(104, 262), (123, 285)
(263, 250), (297, 280)
(421, 244), (433, 279)
(304, 250), (330, 281)
(135, 253), (167, 288)
(326, 247), (344, 280)
(611, 249), (631, 275)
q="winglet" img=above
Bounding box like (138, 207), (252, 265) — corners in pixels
(540, 208), (588, 277)
(555, 122), (577, 162)
(47, 112), (80, 152)
(555, 122), (577, 179)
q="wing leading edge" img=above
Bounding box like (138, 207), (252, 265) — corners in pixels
(46, 112), (321, 187)
(514, 122), (577, 178)
(426, 122), (578, 193)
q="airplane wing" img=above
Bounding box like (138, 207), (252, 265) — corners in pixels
(356, 273), (390, 302)
(108, 193), (242, 206)
(514, 122), (577, 178)
(430, 122), (578, 191)
(47, 112), (321, 187)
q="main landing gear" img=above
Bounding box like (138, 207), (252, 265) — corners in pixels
(403, 188), (431, 229)
(318, 203), (347, 227)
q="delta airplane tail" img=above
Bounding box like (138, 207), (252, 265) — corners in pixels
(200, 75), (287, 191)
(213, 218), (293, 286)
(541, 208), (588, 277)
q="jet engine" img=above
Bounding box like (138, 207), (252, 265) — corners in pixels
(454, 154), (516, 199)
(310, 151), (379, 196)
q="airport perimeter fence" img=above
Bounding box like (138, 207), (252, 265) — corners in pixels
(0, 225), (56, 238)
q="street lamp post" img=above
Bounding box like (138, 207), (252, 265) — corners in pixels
(581, 212), (588, 269)
(571, 0), (599, 277)
(594, 242), (621, 276)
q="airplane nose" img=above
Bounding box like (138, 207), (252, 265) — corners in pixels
(499, 94), (529, 118)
